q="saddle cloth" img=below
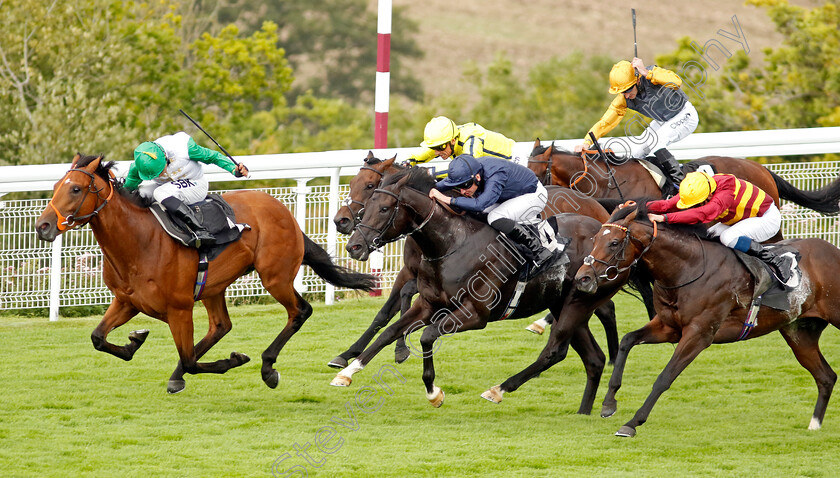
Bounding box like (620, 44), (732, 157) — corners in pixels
(150, 194), (250, 260)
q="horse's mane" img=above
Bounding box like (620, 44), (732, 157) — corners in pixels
(531, 144), (574, 156)
(380, 166), (436, 193)
(74, 153), (152, 208)
(610, 202), (712, 240)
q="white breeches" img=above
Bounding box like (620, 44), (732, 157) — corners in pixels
(485, 182), (548, 225)
(628, 102), (699, 158)
(707, 203), (782, 247)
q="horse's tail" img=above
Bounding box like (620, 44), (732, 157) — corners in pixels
(302, 233), (376, 290)
(770, 170), (840, 215)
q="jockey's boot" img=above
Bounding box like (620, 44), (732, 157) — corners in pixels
(653, 148), (685, 198)
(507, 223), (555, 277)
(745, 239), (793, 284)
(161, 196), (216, 248)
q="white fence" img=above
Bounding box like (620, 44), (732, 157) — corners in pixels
(1, 127), (839, 320)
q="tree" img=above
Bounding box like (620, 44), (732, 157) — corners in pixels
(0, 0), (294, 165)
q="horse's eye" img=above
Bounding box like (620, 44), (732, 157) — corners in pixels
(380, 206), (389, 213)
(609, 239), (620, 248)
(366, 183), (375, 189)
(72, 186), (81, 193)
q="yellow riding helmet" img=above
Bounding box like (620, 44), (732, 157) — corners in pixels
(676, 172), (717, 209)
(608, 60), (639, 94)
(420, 116), (458, 149)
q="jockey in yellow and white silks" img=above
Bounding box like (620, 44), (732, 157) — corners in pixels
(576, 58), (699, 196)
(405, 116), (531, 167)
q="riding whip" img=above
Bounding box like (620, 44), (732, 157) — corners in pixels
(178, 109), (241, 168)
(632, 8), (638, 58)
(588, 132), (625, 201)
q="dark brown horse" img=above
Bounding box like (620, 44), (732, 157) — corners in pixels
(331, 168), (638, 412)
(35, 154), (375, 393)
(575, 201), (840, 437)
(527, 139), (840, 217)
(330, 153), (627, 369)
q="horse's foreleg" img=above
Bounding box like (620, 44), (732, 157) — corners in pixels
(602, 316), (678, 419)
(617, 325), (713, 438)
(395, 278), (418, 364)
(90, 299), (144, 361)
(779, 320), (836, 430)
(331, 300), (432, 387)
(327, 269), (413, 369)
(261, 289), (313, 389)
(168, 307), (250, 394)
(594, 300), (618, 365)
(568, 324), (606, 415)
(169, 295), (233, 391)
(419, 306), (485, 408)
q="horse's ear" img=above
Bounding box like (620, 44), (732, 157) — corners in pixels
(365, 151), (375, 163)
(71, 153), (82, 168)
(550, 141), (556, 153)
(85, 156), (103, 172)
(533, 138), (541, 149)
(383, 155), (397, 168)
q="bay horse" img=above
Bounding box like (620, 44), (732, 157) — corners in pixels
(574, 201), (840, 437)
(35, 154), (375, 394)
(330, 167), (639, 411)
(527, 139), (840, 217)
(330, 152), (632, 369)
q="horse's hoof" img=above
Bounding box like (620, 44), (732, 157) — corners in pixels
(601, 405), (617, 418)
(427, 387), (445, 408)
(167, 380), (186, 394)
(230, 352), (251, 367)
(525, 323), (545, 335)
(480, 385), (503, 404)
(330, 374), (352, 387)
(615, 425), (636, 437)
(394, 346), (410, 364)
(327, 356), (349, 369)
(264, 369), (280, 389)
(129, 329), (150, 344)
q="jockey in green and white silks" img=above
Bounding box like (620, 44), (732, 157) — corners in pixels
(124, 132), (249, 247)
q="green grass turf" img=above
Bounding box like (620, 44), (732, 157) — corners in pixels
(1, 292), (839, 477)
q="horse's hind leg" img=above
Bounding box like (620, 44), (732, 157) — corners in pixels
(168, 294), (233, 393)
(568, 324), (606, 415)
(90, 299), (145, 361)
(779, 319), (836, 430)
(261, 286), (313, 389)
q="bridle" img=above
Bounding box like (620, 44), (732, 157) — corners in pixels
(354, 187), (435, 252)
(48, 168), (114, 231)
(341, 165), (385, 226)
(527, 155), (553, 186)
(583, 219), (657, 281)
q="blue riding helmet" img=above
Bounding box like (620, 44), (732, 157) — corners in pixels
(437, 154), (482, 189)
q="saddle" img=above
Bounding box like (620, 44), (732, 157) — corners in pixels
(150, 194), (250, 261)
(733, 246), (802, 311)
(637, 158), (717, 196)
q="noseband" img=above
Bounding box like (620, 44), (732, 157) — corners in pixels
(355, 187), (435, 252)
(48, 168), (114, 231)
(583, 221), (657, 281)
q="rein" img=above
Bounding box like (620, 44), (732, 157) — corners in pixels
(527, 156), (553, 185)
(355, 187), (436, 251)
(342, 165), (387, 225)
(653, 234), (708, 289)
(48, 168), (114, 231)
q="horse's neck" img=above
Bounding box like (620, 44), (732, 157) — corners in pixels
(642, 229), (716, 287)
(402, 190), (475, 259)
(89, 194), (163, 267)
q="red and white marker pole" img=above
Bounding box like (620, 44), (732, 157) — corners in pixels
(370, 0), (391, 297)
